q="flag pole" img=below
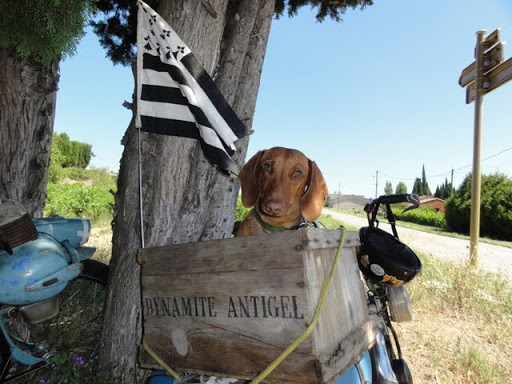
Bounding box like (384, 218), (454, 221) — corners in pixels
(136, 0), (145, 249)
(138, 126), (145, 249)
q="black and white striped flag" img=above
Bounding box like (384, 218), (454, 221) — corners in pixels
(136, 1), (250, 175)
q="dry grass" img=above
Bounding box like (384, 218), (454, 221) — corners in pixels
(396, 253), (512, 383)
(86, 222), (512, 384)
(88, 219), (114, 265)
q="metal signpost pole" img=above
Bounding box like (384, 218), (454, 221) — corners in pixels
(469, 30), (486, 267)
(459, 28), (512, 268)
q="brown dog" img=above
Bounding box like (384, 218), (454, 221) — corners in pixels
(235, 147), (328, 237)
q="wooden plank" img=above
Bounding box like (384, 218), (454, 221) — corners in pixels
(139, 229), (308, 275)
(317, 320), (377, 382)
(139, 228), (359, 275)
(141, 320), (317, 382)
(305, 246), (367, 356)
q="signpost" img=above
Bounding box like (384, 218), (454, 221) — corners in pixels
(459, 28), (512, 267)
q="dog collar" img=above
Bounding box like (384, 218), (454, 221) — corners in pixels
(252, 209), (306, 233)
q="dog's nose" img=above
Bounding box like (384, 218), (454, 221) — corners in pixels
(264, 200), (283, 216)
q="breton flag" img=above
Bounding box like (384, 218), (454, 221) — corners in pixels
(136, 0), (250, 175)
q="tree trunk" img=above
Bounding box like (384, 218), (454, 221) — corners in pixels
(100, 0), (276, 379)
(0, 48), (58, 217)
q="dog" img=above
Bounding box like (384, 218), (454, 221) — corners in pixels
(235, 147), (328, 237)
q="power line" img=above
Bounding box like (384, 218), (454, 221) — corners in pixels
(382, 145), (512, 182)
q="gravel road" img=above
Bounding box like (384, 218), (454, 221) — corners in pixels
(323, 208), (512, 279)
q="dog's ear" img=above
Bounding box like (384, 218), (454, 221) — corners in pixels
(238, 150), (265, 208)
(301, 161), (328, 222)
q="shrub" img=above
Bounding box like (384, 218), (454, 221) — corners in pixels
(45, 183), (114, 219)
(445, 173), (512, 240)
(52, 133), (93, 169)
(397, 205), (446, 228)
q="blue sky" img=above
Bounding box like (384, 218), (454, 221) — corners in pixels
(55, 0), (512, 199)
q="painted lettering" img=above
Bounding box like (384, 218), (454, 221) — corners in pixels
(239, 296), (250, 317)
(208, 297), (217, 317)
(144, 295), (305, 320)
(197, 297), (206, 317)
(268, 296), (279, 318)
(292, 296), (304, 319)
(172, 297), (180, 317)
(181, 297), (192, 316)
(250, 296), (260, 317)
(162, 297), (172, 316)
(261, 296), (268, 318)
(144, 296), (216, 318)
(228, 296), (238, 318)
(145, 297), (154, 316)
(280, 296), (292, 318)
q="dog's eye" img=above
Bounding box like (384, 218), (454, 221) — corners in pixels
(262, 162), (272, 173)
(293, 169), (303, 178)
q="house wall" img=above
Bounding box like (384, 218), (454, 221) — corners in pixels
(421, 199), (446, 214)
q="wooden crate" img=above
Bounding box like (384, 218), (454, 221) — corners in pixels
(138, 228), (376, 384)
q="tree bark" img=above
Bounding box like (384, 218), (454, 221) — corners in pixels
(100, 0), (276, 379)
(0, 48), (58, 217)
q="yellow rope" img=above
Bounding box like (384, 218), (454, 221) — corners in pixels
(142, 227), (347, 384)
(249, 227), (347, 384)
(143, 338), (181, 380)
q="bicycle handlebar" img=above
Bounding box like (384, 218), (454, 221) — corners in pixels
(363, 193), (420, 241)
(364, 193), (420, 213)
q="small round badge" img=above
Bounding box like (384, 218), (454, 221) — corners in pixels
(370, 263), (385, 276)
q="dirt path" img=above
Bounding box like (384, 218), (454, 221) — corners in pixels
(323, 209), (512, 279)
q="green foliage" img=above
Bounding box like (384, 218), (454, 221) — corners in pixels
(0, 0), (95, 67)
(46, 133), (116, 219)
(384, 181), (393, 195)
(445, 175), (472, 235)
(91, 0), (142, 66)
(395, 181), (407, 194)
(51, 133), (93, 169)
(421, 165), (432, 195)
(435, 177), (454, 199)
(92, 0), (373, 66)
(412, 178), (421, 195)
(445, 173), (512, 240)
(412, 165), (432, 196)
(275, 0), (374, 22)
(235, 195), (251, 222)
(398, 205), (446, 228)
(45, 182), (115, 219)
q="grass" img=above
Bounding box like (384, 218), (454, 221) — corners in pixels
(88, 216), (113, 265)
(318, 213), (358, 230)
(398, 252), (512, 383)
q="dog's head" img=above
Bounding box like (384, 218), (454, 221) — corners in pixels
(238, 147), (328, 226)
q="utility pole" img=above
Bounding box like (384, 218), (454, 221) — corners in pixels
(450, 169), (454, 197)
(374, 171), (378, 198)
(459, 28), (512, 268)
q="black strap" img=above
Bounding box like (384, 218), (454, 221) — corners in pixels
(366, 201), (399, 240)
(385, 203), (399, 240)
